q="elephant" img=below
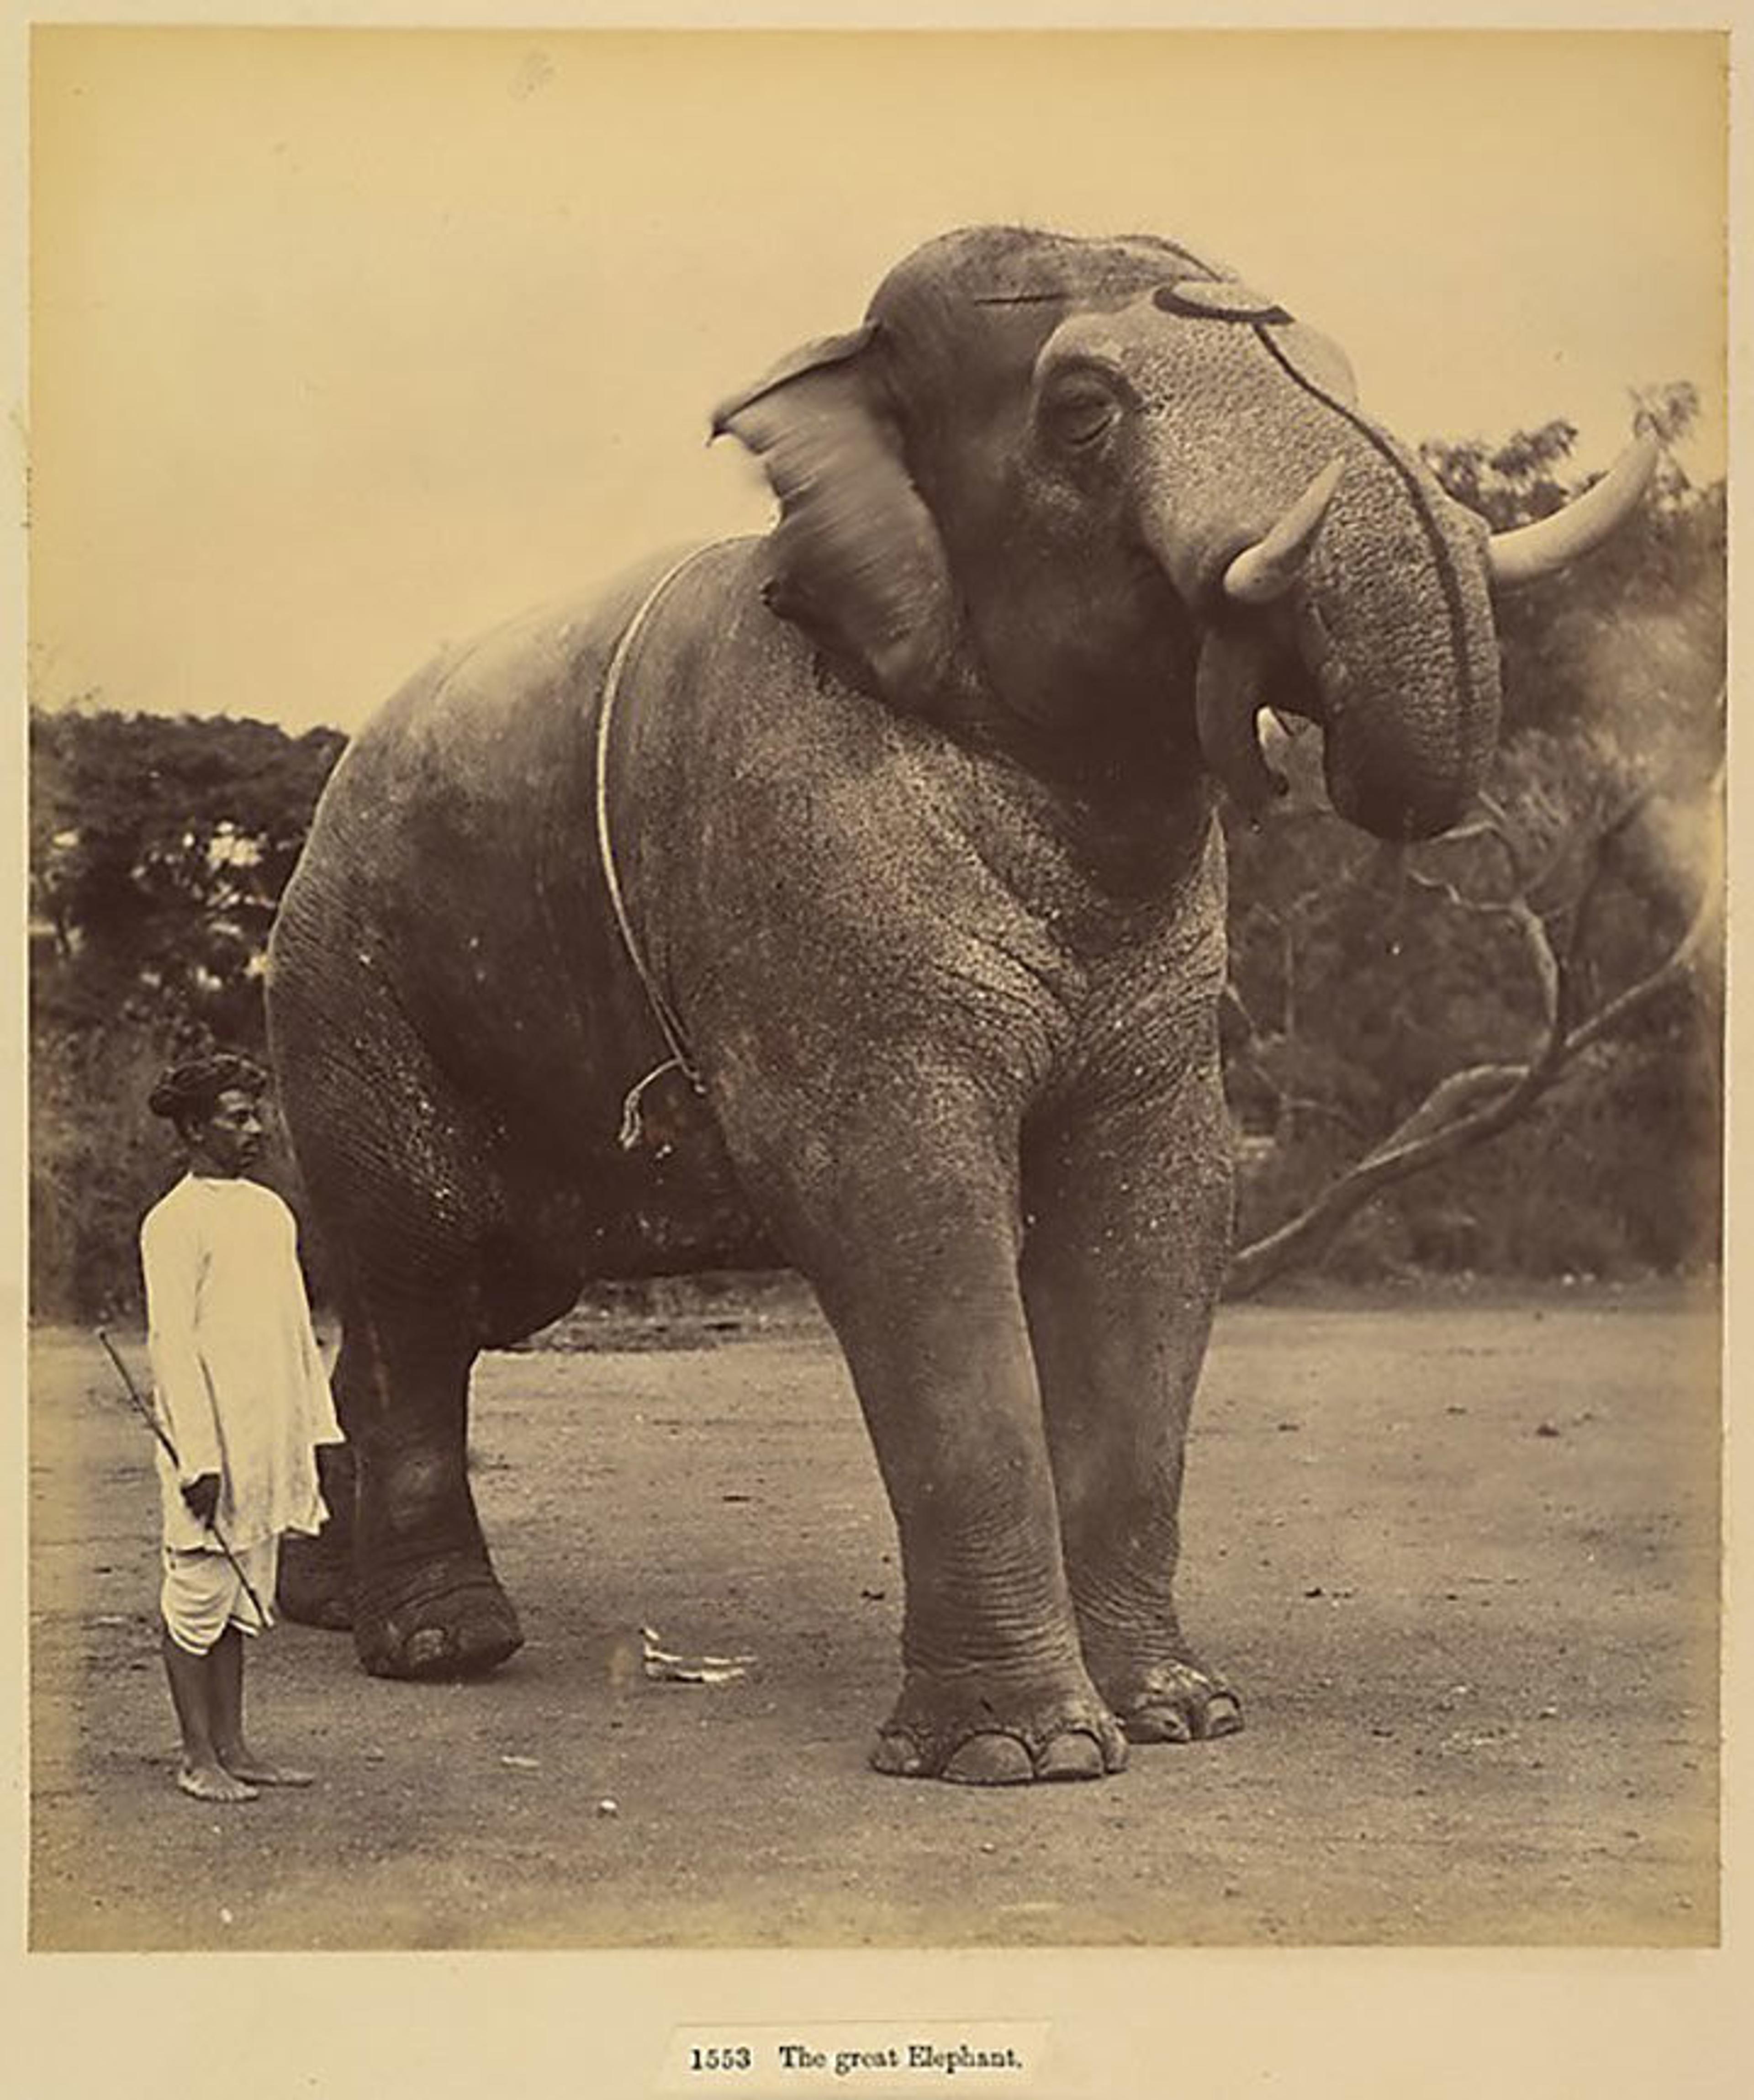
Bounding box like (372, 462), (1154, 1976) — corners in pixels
(265, 224), (1654, 1784)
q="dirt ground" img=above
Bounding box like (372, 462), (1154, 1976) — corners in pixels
(28, 1280), (1720, 1951)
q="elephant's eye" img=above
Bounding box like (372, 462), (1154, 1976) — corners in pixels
(1039, 378), (1120, 451)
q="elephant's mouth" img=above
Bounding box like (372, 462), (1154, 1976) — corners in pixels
(1192, 610), (1484, 843)
(1190, 617), (1326, 823)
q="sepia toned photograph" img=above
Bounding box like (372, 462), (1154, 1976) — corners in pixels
(15, 14), (1734, 2079)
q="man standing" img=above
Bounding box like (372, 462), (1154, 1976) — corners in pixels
(141, 1052), (343, 1802)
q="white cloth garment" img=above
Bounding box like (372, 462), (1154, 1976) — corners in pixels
(160, 1537), (281, 1654)
(141, 1173), (344, 1552)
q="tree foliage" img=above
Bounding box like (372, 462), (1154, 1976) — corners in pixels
(30, 707), (346, 1049)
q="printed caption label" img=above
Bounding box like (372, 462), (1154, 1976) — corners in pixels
(657, 2024), (1051, 2097)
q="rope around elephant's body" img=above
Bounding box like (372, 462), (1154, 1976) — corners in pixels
(593, 543), (721, 1148)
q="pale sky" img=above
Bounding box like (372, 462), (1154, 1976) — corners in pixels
(29, 26), (1727, 735)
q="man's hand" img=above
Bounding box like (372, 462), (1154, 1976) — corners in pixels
(181, 1473), (221, 1526)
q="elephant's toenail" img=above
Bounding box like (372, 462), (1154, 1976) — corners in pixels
(1203, 1696), (1244, 1738)
(406, 1628), (447, 1667)
(455, 1618), (521, 1672)
(1036, 1733), (1104, 1781)
(942, 1735), (1035, 1786)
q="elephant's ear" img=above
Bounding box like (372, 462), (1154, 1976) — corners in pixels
(711, 327), (960, 716)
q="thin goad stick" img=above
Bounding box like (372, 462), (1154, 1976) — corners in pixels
(93, 1326), (271, 1630)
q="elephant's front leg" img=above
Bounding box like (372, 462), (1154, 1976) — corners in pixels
(1021, 1045), (1243, 1746)
(784, 1081), (1128, 1786)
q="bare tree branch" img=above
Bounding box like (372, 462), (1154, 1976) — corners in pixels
(1225, 759), (1722, 1300)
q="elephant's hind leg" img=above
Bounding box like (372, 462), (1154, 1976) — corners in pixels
(337, 1205), (597, 1677)
(277, 1440), (358, 1630)
(270, 948), (570, 1678)
(338, 1305), (524, 1679)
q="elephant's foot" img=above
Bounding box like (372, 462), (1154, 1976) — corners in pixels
(353, 1552), (524, 1681)
(280, 1444), (359, 1630)
(277, 1530), (355, 1632)
(1093, 1655), (1243, 1745)
(869, 1671), (1128, 1785)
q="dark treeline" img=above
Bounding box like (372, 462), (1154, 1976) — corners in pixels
(30, 712), (348, 1316)
(29, 403), (1724, 1319)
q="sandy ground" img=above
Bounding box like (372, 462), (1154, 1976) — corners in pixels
(28, 1281), (1719, 1950)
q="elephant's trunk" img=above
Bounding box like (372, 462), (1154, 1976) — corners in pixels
(1157, 435), (1503, 842)
(1291, 440), (1502, 840)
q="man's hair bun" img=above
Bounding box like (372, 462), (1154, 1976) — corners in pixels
(148, 1053), (269, 1124)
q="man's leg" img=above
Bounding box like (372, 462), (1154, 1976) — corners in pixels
(161, 1547), (257, 1800)
(209, 1545), (313, 1787)
(210, 1630), (312, 1786)
(161, 1627), (256, 1802)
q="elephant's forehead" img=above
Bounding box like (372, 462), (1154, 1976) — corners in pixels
(868, 228), (1358, 400)
(868, 228), (1226, 386)
(1042, 301), (1359, 413)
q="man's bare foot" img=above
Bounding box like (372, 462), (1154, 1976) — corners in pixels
(177, 1761), (259, 1803)
(218, 1746), (313, 1787)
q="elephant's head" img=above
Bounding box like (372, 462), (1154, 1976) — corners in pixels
(713, 226), (1655, 841)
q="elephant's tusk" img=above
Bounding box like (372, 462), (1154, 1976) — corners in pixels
(1222, 458), (1346, 605)
(1485, 430), (1660, 588)
(1195, 624), (1288, 819)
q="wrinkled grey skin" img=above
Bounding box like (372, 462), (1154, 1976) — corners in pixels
(268, 227), (1514, 1783)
